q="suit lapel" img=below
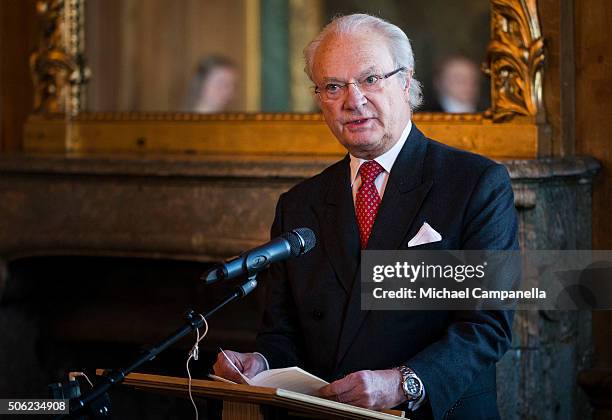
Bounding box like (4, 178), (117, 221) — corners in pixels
(367, 127), (433, 250)
(313, 156), (360, 295)
(334, 126), (433, 370)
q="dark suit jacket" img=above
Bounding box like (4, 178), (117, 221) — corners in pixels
(256, 125), (518, 420)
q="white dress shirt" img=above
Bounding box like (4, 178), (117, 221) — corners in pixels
(349, 120), (413, 203)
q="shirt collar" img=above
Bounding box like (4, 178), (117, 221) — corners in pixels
(349, 120), (412, 186)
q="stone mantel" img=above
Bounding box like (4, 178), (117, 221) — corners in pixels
(0, 153), (339, 180)
(0, 153), (600, 181)
(0, 153), (600, 263)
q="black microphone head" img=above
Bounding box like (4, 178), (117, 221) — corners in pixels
(283, 227), (316, 257)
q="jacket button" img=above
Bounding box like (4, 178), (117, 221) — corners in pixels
(312, 309), (324, 320)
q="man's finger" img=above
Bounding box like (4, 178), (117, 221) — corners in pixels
(242, 363), (262, 378)
(213, 366), (247, 383)
(323, 385), (373, 408)
(318, 378), (356, 399)
(318, 382), (342, 397)
(212, 354), (247, 383)
(319, 371), (381, 408)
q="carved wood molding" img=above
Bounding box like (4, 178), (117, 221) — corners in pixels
(484, 0), (545, 122)
(55, 111), (484, 123)
(29, 0), (88, 116)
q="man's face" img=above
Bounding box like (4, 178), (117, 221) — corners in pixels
(312, 31), (412, 159)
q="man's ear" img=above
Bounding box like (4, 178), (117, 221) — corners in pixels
(403, 76), (411, 102)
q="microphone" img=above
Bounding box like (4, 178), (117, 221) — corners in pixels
(202, 227), (316, 284)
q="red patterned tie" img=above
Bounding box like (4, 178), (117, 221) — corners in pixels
(355, 160), (385, 248)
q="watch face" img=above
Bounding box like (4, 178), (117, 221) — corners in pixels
(404, 377), (421, 397)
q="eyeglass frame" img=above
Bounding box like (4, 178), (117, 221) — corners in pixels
(313, 67), (409, 101)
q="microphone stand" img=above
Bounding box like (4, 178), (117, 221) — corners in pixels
(57, 276), (259, 419)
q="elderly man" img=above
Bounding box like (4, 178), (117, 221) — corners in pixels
(213, 14), (517, 420)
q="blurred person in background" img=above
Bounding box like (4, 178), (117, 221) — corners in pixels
(184, 55), (237, 113)
(431, 54), (480, 113)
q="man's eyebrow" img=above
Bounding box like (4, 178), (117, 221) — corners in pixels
(321, 66), (381, 83)
(321, 76), (344, 83)
(357, 66), (380, 78)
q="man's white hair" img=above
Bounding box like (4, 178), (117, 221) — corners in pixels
(304, 13), (423, 110)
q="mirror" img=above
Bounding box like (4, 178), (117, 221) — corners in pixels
(84, 0), (490, 114)
(25, 0), (545, 158)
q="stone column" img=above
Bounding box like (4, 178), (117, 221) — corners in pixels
(498, 157), (600, 420)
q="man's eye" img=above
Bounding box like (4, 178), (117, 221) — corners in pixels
(364, 75), (379, 85)
(325, 84), (341, 93)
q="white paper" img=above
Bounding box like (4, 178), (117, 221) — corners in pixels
(249, 366), (328, 395)
(215, 351), (328, 395)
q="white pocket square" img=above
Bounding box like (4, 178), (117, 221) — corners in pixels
(407, 222), (442, 247)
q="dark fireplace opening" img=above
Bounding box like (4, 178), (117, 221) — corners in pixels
(1, 255), (268, 418)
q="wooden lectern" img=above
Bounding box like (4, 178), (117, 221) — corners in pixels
(115, 372), (406, 419)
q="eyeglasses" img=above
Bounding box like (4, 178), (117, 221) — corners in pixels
(314, 67), (407, 101)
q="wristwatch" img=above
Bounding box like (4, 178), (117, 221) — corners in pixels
(397, 366), (423, 402)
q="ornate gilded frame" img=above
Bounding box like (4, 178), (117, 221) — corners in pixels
(24, 0), (547, 160)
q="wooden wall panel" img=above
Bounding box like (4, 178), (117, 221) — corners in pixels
(85, 0), (249, 112)
(0, 0), (37, 152)
(575, 0), (612, 380)
(538, 0), (576, 156)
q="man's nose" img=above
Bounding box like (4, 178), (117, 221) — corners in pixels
(343, 83), (367, 110)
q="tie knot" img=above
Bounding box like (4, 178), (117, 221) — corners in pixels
(359, 160), (384, 184)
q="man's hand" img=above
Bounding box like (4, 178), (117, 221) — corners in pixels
(212, 350), (267, 383)
(318, 369), (406, 410)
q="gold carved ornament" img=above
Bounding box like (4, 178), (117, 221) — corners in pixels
(29, 0), (89, 116)
(484, 0), (545, 122)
